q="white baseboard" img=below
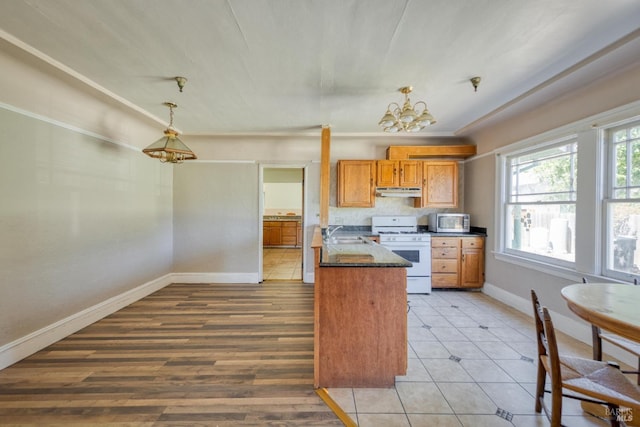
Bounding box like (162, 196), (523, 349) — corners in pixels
(171, 272), (261, 284)
(482, 282), (636, 367)
(0, 271), (264, 370)
(0, 274), (173, 370)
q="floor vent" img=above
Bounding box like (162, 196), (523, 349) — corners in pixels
(449, 355), (461, 362)
(479, 325), (488, 329)
(422, 324), (432, 330)
(496, 408), (514, 421)
(521, 355), (534, 363)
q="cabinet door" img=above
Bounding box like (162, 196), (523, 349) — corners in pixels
(460, 237), (484, 288)
(376, 160), (398, 186)
(415, 161), (458, 208)
(338, 160), (376, 207)
(399, 161), (422, 187)
(263, 221), (282, 246)
(281, 221), (297, 246)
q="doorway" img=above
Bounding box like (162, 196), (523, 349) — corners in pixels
(260, 166), (305, 281)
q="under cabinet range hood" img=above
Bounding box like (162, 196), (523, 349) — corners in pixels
(375, 187), (422, 197)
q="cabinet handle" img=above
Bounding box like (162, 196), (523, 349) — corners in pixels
(462, 254), (465, 262)
(394, 168), (397, 176)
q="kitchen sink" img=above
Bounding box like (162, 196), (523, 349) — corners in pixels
(326, 236), (368, 244)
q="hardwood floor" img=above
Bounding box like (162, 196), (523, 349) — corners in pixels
(0, 282), (343, 426)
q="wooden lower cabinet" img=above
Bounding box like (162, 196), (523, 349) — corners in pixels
(281, 221), (297, 246)
(460, 237), (485, 288)
(263, 221), (301, 247)
(263, 221), (282, 246)
(431, 236), (484, 288)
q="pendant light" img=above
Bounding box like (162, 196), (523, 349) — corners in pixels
(142, 102), (197, 163)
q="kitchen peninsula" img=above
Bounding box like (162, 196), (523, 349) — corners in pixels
(311, 227), (410, 388)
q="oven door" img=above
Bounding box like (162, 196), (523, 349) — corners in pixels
(380, 242), (431, 277)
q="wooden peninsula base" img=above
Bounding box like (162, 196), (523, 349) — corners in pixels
(314, 266), (407, 387)
(312, 228), (408, 388)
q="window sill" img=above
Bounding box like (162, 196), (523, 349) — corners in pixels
(493, 251), (581, 282)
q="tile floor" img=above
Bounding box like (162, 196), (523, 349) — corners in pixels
(327, 290), (633, 427)
(263, 247), (302, 280)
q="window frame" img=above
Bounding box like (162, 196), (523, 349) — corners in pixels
(602, 119), (640, 282)
(500, 136), (578, 269)
(493, 101), (640, 283)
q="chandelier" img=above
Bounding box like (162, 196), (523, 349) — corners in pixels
(378, 86), (436, 133)
(142, 102), (197, 163)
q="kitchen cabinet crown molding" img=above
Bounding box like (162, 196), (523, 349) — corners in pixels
(387, 145), (476, 160)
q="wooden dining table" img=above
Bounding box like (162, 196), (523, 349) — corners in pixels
(562, 282), (640, 424)
(561, 282), (640, 343)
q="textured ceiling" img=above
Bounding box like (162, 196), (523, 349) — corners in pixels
(1, 0), (640, 136)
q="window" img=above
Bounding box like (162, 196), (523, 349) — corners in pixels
(503, 139), (577, 266)
(604, 121), (640, 280)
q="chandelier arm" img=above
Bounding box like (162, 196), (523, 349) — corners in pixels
(413, 101), (427, 114)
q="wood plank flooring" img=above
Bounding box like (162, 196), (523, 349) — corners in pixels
(0, 282), (343, 426)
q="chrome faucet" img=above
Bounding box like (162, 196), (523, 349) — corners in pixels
(324, 225), (343, 242)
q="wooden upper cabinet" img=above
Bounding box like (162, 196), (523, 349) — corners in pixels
(415, 161), (458, 208)
(337, 160), (376, 207)
(376, 160), (398, 187)
(376, 160), (422, 187)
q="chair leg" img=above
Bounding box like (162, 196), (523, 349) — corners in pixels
(550, 386), (563, 427)
(606, 404), (621, 427)
(535, 362), (546, 413)
(592, 325), (603, 360)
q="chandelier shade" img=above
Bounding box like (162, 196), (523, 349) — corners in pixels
(378, 86), (436, 133)
(142, 102), (196, 163)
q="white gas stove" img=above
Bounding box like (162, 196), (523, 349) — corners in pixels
(372, 216), (432, 294)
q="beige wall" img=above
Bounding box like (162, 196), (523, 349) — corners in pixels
(0, 38), (172, 355)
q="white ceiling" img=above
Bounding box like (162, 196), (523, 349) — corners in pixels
(1, 0), (640, 137)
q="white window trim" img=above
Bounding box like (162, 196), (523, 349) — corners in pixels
(493, 100), (640, 280)
(601, 119), (640, 282)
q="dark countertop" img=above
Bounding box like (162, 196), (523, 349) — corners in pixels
(263, 215), (301, 221)
(320, 239), (412, 267)
(327, 225), (487, 238)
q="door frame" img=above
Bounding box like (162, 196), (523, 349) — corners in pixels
(259, 163), (308, 282)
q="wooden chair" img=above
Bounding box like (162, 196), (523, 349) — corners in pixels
(582, 277), (640, 384)
(531, 289), (640, 426)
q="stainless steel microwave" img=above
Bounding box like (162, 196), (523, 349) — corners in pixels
(428, 213), (470, 233)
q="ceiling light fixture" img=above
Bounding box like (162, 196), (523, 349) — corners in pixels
(175, 76), (187, 92)
(142, 102), (197, 163)
(470, 76), (481, 92)
(378, 86), (436, 133)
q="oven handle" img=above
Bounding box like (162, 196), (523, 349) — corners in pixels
(379, 242), (431, 247)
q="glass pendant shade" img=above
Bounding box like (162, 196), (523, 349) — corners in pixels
(143, 128), (197, 163)
(399, 101), (417, 123)
(415, 109), (435, 126)
(378, 109), (396, 127)
(143, 102), (196, 163)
